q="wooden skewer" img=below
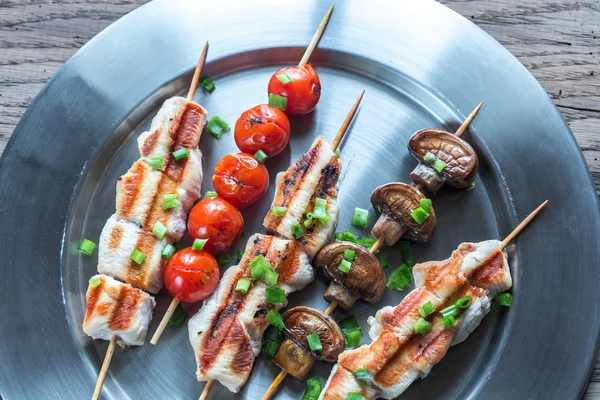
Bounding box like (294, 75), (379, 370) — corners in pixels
(150, 298), (180, 345)
(92, 336), (117, 400)
(501, 200), (548, 250)
(187, 41), (209, 101)
(455, 101), (483, 138)
(331, 90), (365, 151)
(299, 3), (335, 67)
(198, 380), (215, 400)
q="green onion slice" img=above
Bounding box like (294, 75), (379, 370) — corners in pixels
(266, 286), (285, 304)
(130, 248), (146, 265)
(161, 244), (176, 260)
(276, 72), (293, 85)
(79, 239), (96, 256)
(192, 238), (208, 251)
(335, 148), (341, 157)
(344, 249), (356, 262)
(306, 333), (323, 352)
(301, 377), (322, 400)
(440, 304), (459, 318)
(162, 193), (180, 210)
(236, 250), (244, 263)
(263, 337), (282, 359)
(200, 76), (215, 93)
(352, 207), (369, 228)
(413, 317), (432, 335)
(172, 147), (189, 161)
(168, 302), (187, 327)
(339, 316), (360, 334)
(312, 197), (332, 225)
(442, 315), (456, 329)
(148, 155), (164, 170)
(353, 368), (371, 381)
(235, 278), (251, 294)
(205, 191), (218, 198)
(267, 309), (285, 331)
(206, 116), (230, 139)
(344, 329), (362, 349)
(152, 222), (168, 240)
(254, 149), (268, 164)
(419, 301), (435, 318)
(338, 258), (352, 273)
(455, 296), (472, 309)
(357, 236), (376, 249)
(271, 206), (287, 217)
(419, 198), (432, 211)
(423, 152), (436, 163)
(335, 231), (357, 243)
(399, 241), (413, 266)
(217, 253), (232, 266)
(495, 292), (513, 307)
(268, 93), (288, 111)
(378, 255), (389, 269)
(387, 264), (411, 291)
(348, 393), (367, 400)
(433, 158), (447, 173)
(291, 221), (305, 239)
(250, 255), (271, 280)
(410, 207), (430, 224)
(89, 276), (101, 287)
(264, 267), (279, 286)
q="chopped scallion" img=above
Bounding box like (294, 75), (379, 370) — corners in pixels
(433, 158), (447, 173)
(263, 338), (282, 359)
(352, 207), (369, 228)
(338, 258), (352, 274)
(276, 72), (293, 85)
(339, 316), (360, 334)
(205, 191), (218, 198)
(455, 296), (472, 309)
(306, 333), (323, 352)
(312, 197), (331, 224)
(172, 147), (189, 160)
(254, 149), (268, 164)
(148, 155), (164, 170)
(495, 292), (513, 307)
(419, 198), (432, 211)
(423, 152), (436, 163)
(440, 304), (459, 318)
(250, 255), (271, 281)
(419, 301), (435, 318)
(200, 76), (215, 93)
(192, 238), (208, 251)
(442, 315), (456, 329)
(168, 303), (187, 327)
(129, 248), (146, 265)
(301, 377), (322, 400)
(378, 255), (389, 269)
(161, 244), (176, 260)
(267, 309), (285, 331)
(217, 253), (232, 266)
(206, 116), (230, 139)
(387, 264), (411, 291)
(271, 206), (287, 217)
(335, 231), (357, 243)
(410, 207), (429, 224)
(291, 221), (304, 239)
(399, 241), (413, 266)
(344, 249), (356, 262)
(235, 278), (251, 294)
(353, 368), (371, 381)
(79, 239), (96, 256)
(152, 222), (168, 240)
(268, 93), (288, 111)
(264, 267), (279, 286)
(357, 236), (376, 249)
(413, 317), (432, 335)
(162, 193), (180, 210)
(348, 393), (367, 400)
(335, 148), (341, 157)
(89, 276), (101, 287)
(265, 286), (285, 304)
(344, 329), (362, 349)
(236, 250), (244, 263)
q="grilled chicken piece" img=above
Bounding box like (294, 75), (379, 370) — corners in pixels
(318, 240), (511, 400)
(137, 97), (206, 211)
(264, 136), (341, 260)
(98, 214), (167, 294)
(82, 274), (155, 347)
(116, 160), (188, 242)
(188, 234), (313, 392)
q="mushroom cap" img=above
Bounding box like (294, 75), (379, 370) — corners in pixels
(408, 128), (478, 188)
(314, 242), (386, 304)
(370, 182), (436, 243)
(281, 306), (345, 363)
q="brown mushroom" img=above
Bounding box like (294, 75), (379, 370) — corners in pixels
(272, 306), (344, 380)
(408, 128), (478, 194)
(370, 182), (436, 245)
(314, 242), (386, 309)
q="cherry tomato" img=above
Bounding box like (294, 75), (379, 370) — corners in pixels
(267, 64), (321, 116)
(187, 197), (244, 255)
(234, 105), (291, 157)
(212, 153), (269, 207)
(163, 248), (219, 303)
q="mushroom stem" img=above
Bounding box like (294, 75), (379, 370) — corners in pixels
(371, 214), (407, 246)
(324, 282), (359, 309)
(272, 337), (316, 380)
(410, 163), (446, 195)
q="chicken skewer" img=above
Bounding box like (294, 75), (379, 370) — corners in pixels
(85, 42), (209, 400)
(318, 201), (548, 399)
(194, 90), (364, 400)
(261, 103), (485, 399)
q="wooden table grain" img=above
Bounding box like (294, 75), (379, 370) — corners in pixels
(1, 0), (599, 398)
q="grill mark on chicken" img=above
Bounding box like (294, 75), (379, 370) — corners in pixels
(141, 130), (160, 156)
(124, 229), (156, 289)
(144, 174), (178, 228)
(174, 103), (205, 149)
(84, 281), (105, 323)
(468, 250), (504, 289)
(109, 224), (124, 251)
(117, 161), (146, 219)
(107, 284), (142, 331)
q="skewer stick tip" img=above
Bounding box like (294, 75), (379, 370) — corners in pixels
(91, 335), (118, 400)
(199, 380), (215, 400)
(331, 90), (365, 151)
(298, 3), (335, 66)
(149, 298), (180, 345)
(500, 200), (548, 249)
(187, 41), (210, 101)
(455, 101), (484, 137)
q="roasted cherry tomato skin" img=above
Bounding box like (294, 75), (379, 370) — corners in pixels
(187, 197), (244, 255)
(234, 105), (291, 157)
(163, 248), (219, 303)
(267, 64), (321, 116)
(212, 153), (269, 208)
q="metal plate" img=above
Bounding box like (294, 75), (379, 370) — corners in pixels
(1, 0), (599, 399)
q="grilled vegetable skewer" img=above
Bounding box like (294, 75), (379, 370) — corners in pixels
(318, 201), (548, 399)
(195, 92), (364, 400)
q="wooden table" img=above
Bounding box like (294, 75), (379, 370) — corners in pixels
(1, 0), (599, 397)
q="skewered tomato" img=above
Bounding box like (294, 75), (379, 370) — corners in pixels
(267, 64), (321, 116)
(212, 153), (269, 207)
(234, 105), (291, 157)
(187, 197), (244, 255)
(163, 248), (219, 303)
